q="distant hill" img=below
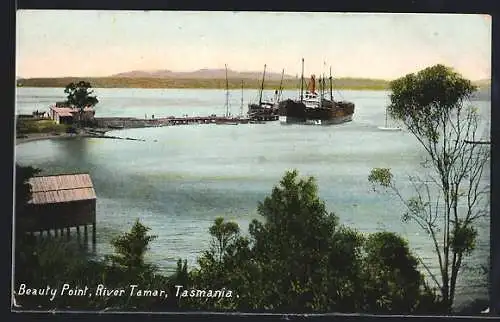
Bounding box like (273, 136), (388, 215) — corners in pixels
(473, 78), (491, 88)
(111, 68), (296, 81)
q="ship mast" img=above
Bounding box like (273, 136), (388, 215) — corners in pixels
(240, 80), (244, 117)
(277, 69), (284, 102)
(225, 64), (229, 117)
(319, 76), (323, 108)
(329, 66), (333, 101)
(259, 64), (266, 106)
(300, 58), (304, 102)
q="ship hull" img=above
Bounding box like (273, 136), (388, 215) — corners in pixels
(283, 114), (353, 125)
(248, 103), (280, 122)
(280, 99), (355, 125)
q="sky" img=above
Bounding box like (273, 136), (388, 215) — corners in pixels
(16, 11), (491, 80)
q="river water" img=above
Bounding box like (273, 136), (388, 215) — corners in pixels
(15, 87), (491, 307)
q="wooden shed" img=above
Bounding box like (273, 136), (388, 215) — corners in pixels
(22, 173), (97, 242)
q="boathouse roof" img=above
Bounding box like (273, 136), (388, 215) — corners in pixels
(28, 173), (96, 204)
(50, 106), (95, 117)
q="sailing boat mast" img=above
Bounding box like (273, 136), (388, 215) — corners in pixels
(240, 80), (244, 117)
(300, 58), (304, 102)
(329, 66), (333, 101)
(319, 76), (323, 108)
(278, 69), (284, 101)
(225, 64), (229, 117)
(259, 64), (266, 106)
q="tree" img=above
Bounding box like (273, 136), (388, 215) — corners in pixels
(107, 219), (158, 276)
(247, 169), (362, 312)
(362, 232), (441, 313)
(64, 81), (98, 127)
(368, 64), (490, 311)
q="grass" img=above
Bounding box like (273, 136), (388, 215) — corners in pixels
(16, 118), (69, 136)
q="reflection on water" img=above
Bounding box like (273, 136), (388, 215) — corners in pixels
(15, 87), (490, 304)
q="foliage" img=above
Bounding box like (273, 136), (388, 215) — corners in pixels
(14, 220), (174, 311)
(362, 232), (442, 313)
(189, 170), (442, 313)
(106, 219), (157, 274)
(369, 64), (490, 311)
(15, 164), (41, 232)
(14, 169), (445, 313)
(64, 81), (98, 128)
(15, 164), (41, 210)
(16, 119), (68, 135)
(64, 81), (99, 110)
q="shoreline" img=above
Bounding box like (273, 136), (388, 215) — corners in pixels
(15, 133), (79, 145)
(15, 130), (149, 146)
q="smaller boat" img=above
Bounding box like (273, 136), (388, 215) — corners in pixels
(215, 64), (240, 126)
(378, 106), (402, 131)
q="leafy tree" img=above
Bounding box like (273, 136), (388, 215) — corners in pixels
(247, 170), (362, 312)
(107, 218), (157, 275)
(64, 81), (98, 127)
(368, 64), (490, 311)
(362, 232), (441, 313)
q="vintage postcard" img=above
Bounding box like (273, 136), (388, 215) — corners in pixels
(13, 11), (491, 315)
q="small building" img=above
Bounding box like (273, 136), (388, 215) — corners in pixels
(49, 105), (96, 125)
(21, 173), (97, 242)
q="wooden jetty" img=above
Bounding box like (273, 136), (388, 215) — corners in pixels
(19, 173), (97, 246)
(95, 115), (252, 128)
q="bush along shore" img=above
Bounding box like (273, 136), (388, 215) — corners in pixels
(13, 168), (488, 314)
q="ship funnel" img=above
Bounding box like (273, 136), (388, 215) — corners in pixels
(308, 74), (316, 93)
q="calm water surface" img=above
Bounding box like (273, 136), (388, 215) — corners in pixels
(15, 87), (491, 306)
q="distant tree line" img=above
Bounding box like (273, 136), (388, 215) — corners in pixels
(16, 77), (391, 91)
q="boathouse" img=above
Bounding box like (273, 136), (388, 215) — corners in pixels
(49, 105), (96, 125)
(22, 173), (97, 243)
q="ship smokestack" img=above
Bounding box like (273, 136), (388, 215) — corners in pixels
(308, 75), (316, 93)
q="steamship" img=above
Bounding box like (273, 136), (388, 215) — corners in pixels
(279, 59), (355, 125)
